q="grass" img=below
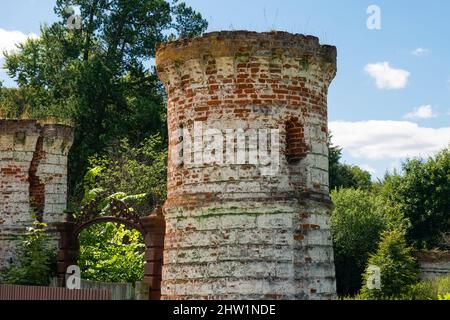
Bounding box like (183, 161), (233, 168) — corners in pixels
(342, 276), (450, 300)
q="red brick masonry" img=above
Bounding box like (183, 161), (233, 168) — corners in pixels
(0, 120), (73, 269)
(156, 31), (337, 300)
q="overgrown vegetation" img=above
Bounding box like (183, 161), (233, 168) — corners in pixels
(1, 0), (207, 196)
(71, 135), (167, 282)
(393, 148), (450, 249)
(0, 222), (56, 286)
(401, 276), (450, 300)
(78, 223), (145, 283)
(330, 144), (450, 300)
(360, 229), (420, 299)
(77, 134), (167, 214)
(331, 188), (387, 295)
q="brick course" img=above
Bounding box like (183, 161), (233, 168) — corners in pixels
(156, 31), (338, 300)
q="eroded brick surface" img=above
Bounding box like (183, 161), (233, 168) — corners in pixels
(157, 31), (338, 300)
(0, 120), (73, 269)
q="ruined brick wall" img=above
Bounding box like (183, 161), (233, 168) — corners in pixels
(415, 251), (450, 280)
(156, 31), (337, 300)
(0, 120), (73, 269)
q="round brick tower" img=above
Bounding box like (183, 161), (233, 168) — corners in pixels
(156, 31), (337, 300)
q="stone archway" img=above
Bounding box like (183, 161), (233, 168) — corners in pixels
(56, 200), (165, 300)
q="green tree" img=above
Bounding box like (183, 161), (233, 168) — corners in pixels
(4, 0), (207, 194)
(78, 134), (167, 213)
(361, 229), (419, 299)
(328, 136), (372, 190)
(78, 223), (145, 283)
(331, 188), (387, 295)
(398, 148), (450, 249)
(0, 222), (56, 286)
(375, 171), (411, 233)
(333, 164), (372, 190)
(0, 86), (31, 118)
(378, 148), (450, 249)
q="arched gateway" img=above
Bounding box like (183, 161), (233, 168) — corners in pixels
(56, 200), (165, 300)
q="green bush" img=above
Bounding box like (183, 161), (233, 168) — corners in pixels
(0, 222), (56, 286)
(351, 276), (450, 300)
(439, 293), (450, 300)
(78, 223), (145, 283)
(361, 229), (420, 299)
(401, 276), (450, 300)
(331, 188), (387, 295)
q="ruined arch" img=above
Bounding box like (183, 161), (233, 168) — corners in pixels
(56, 202), (165, 300)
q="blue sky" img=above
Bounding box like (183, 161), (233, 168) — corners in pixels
(1, 0), (449, 178)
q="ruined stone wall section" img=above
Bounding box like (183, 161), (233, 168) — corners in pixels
(0, 120), (73, 269)
(38, 125), (73, 225)
(415, 251), (450, 280)
(0, 121), (39, 267)
(157, 31), (337, 300)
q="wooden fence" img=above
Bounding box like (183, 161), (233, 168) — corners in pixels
(49, 278), (148, 300)
(80, 279), (135, 300)
(0, 284), (111, 300)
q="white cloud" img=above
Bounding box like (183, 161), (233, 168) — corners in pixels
(359, 164), (377, 174)
(404, 105), (437, 119)
(0, 28), (38, 59)
(329, 120), (450, 160)
(0, 29), (38, 75)
(364, 62), (410, 90)
(412, 48), (431, 56)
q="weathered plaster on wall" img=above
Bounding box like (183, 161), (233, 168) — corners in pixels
(0, 120), (73, 269)
(157, 31), (338, 300)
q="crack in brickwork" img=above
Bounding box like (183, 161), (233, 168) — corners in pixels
(28, 136), (45, 221)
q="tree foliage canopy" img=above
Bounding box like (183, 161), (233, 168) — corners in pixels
(2, 0), (207, 192)
(328, 137), (372, 191)
(331, 188), (387, 295)
(78, 222), (145, 283)
(79, 134), (167, 214)
(394, 148), (450, 249)
(361, 229), (419, 300)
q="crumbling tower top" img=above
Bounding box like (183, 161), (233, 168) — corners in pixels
(157, 31), (336, 78)
(157, 31), (338, 208)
